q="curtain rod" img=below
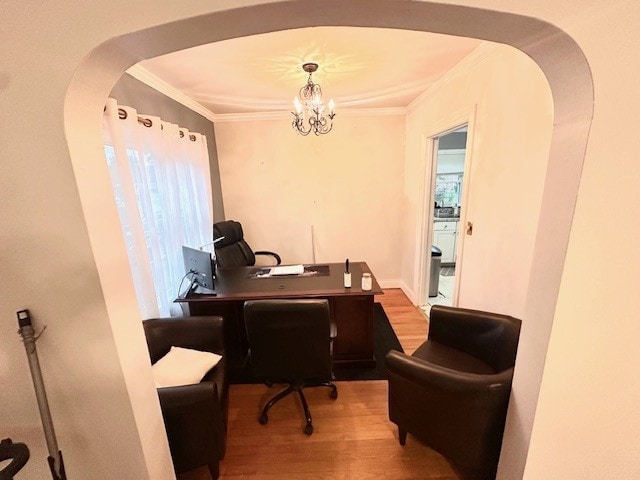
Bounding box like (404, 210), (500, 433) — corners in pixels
(106, 107), (197, 142)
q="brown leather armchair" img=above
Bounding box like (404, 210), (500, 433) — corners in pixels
(386, 305), (521, 480)
(143, 316), (228, 479)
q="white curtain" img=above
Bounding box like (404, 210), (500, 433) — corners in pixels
(102, 98), (213, 318)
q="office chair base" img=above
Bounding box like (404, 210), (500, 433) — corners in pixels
(259, 381), (337, 435)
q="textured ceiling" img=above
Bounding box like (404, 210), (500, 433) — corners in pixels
(139, 26), (483, 115)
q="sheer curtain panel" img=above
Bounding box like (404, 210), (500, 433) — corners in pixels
(103, 98), (213, 318)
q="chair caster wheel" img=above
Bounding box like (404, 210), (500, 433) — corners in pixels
(329, 389), (338, 399)
(304, 423), (313, 436)
(259, 413), (268, 425)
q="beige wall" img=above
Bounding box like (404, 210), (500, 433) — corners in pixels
(522, 1), (640, 478)
(403, 44), (554, 316)
(404, 43), (556, 477)
(214, 115), (405, 283)
(1, 1), (639, 480)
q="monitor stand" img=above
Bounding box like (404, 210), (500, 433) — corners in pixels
(193, 285), (217, 295)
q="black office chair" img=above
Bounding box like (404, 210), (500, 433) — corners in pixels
(143, 316), (228, 479)
(386, 305), (521, 480)
(213, 220), (281, 268)
(243, 299), (337, 435)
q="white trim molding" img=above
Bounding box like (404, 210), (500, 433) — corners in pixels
(407, 42), (500, 112)
(127, 63), (407, 123)
(212, 107), (406, 123)
(126, 65), (218, 122)
(126, 42), (498, 125)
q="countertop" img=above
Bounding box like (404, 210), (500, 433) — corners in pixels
(434, 217), (460, 222)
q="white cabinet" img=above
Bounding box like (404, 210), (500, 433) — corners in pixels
(433, 221), (458, 264)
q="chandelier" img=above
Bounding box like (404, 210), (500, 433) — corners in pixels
(291, 63), (336, 136)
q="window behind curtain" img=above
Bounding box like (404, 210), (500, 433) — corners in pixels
(103, 98), (213, 318)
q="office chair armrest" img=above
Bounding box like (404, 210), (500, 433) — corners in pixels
(385, 350), (513, 393)
(254, 251), (282, 265)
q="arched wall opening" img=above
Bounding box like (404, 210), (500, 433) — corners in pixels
(64, 2), (593, 478)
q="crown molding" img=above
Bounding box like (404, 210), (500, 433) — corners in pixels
(407, 42), (500, 112)
(127, 64), (407, 123)
(212, 107), (406, 123)
(126, 65), (217, 122)
(128, 42), (499, 124)
(199, 74), (440, 112)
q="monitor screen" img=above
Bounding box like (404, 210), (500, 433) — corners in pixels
(182, 245), (214, 289)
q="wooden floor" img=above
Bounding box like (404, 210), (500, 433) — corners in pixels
(178, 289), (459, 480)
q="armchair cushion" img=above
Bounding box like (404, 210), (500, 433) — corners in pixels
(152, 346), (222, 388)
(412, 340), (494, 375)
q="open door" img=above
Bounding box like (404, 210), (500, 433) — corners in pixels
(420, 124), (471, 313)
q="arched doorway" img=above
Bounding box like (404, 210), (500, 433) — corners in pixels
(64, 2), (593, 478)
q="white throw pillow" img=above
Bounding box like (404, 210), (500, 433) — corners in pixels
(152, 346), (222, 388)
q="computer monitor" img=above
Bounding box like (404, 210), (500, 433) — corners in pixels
(182, 245), (215, 290)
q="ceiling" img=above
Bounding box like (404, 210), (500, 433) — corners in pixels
(137, 26), (483, 116)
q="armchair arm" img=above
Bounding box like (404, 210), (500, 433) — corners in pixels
(158, 380), (218, 406)
(385, 350), (513, 392)
(157, 382), (224, 472)
(254, 250), (282, 265)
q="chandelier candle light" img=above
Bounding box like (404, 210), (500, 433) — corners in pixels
(292, 63), (336, 136)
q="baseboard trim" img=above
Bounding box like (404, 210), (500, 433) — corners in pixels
(378, 279), (417, 305)
(399, 282), (416, 305)
(378, 279), (402, 290)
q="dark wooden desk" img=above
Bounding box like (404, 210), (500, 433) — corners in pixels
(177, 262), (382, 377)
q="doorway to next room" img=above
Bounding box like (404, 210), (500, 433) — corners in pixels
(422, 125), (468, 314)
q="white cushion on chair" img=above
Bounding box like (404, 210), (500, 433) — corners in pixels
(152, 346), (222, 388)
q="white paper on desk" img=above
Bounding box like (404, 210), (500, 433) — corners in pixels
(269, 264), (304, 276)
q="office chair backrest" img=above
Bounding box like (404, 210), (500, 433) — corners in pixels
(244, 299), (331, 382)
(428, 305), (521, 372)
(213, 220), (256, 267)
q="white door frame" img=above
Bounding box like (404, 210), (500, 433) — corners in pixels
(415, 106), (477, 308)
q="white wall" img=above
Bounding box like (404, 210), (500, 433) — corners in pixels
(0, 2), (175, 479)
(403, 45), (554, 316)
(521, 1), (640, 478)
(3, 2), (639, 480)
(214, 115), (405, 284)
(403, 43), (559, 478)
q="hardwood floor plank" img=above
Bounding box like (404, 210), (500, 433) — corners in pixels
(178, 289), (458, 480)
